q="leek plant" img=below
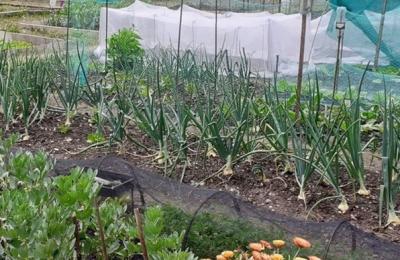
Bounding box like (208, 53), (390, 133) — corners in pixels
(190, 81), (251, 175)
(302, 97), (349, 212)
(291, 77), (322, 203)
(256, 81), (291, 154)
(104, 69), (136, 144)
(380, 86), (400, 226)
(50, 47), (84, 127)
(0, 63), (16, 131)
(104, 99), (126, 143)
(190, 100), (249, 176)
(166, 105), (191, 177)
(128, 65), (170, 165)
(12, 54), (51, 139)
(82, 79), (106, 135)
(340, 73), (370, 196)
(13, 66), (34, 139)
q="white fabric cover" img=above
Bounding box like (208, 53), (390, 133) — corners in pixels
(95, 1), (367, 75)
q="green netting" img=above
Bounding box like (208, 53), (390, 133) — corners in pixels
(328, 0), (400, 67)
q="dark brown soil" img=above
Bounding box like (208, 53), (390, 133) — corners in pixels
(2, 112), (399, 244)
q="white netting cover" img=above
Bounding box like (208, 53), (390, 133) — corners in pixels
(94, 1), (369, 75)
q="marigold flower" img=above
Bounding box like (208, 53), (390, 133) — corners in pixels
(260, 240), (273, 249)
(308, 256), (321, 260)
(261, 253), (272, 260)
(272, 240), (285, 249)
(221, 250), (234, 259)
(216, 255), (227, 260)
(271, 253), (284, 260)
(293, 237), (312, 249)
(249, 242), (264, 252)
(252, 251), (262, 260)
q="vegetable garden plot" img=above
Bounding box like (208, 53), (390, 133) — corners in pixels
(2, 1), (400, 258)
(54, 156), (400, 259)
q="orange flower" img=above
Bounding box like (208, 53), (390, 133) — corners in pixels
(216, 255), (227, 260)
(261, 253), (272, 260)
(293, 237), (312, 249)
(260, 240), (273, 249)
(252, 251), (262, 260)
(271, 253), (284, 260)
(308, 256), (321, 260)
(249, 242), (264, 252)
(221, 251), (234, 259)
(272, 240), (285, 249)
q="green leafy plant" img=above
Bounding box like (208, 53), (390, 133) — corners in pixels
(0, 135), (195, 258)
(87, 132), (106, 144)
(48, 0), (101, 30)
(0, 40), (32, 50)
(108, 28), (144, 69)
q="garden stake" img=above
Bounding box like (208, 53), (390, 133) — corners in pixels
(333, 7), (346, 96)
(105, 0), (109, 73)
(295, 0), (309, 122)
(73, 216), (82, 260)
(134, 208), (149, 260)
(374, 0), (388, 69)
(130, 187), (135, 212)
(95, 199), (108, 260)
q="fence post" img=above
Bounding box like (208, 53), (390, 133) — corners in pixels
(374, 0), (388, 69)
(295, 0), (309, 121)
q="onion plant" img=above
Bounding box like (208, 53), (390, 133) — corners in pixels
(302, 95), (349, 212)
(13, 53), (51, 139)
(128, 64), (170, 165)
(0, 62), (16, 131)
(256, 80), (292, 154)
(50, 47), (83, 127)
(104, 99), (126, 144)
(291, 76), (322, 203)
(340, 71), (370, 196)
(380, 85), (400, 226)
(190, 82), (251, 176)
(80, 59), (106, 136)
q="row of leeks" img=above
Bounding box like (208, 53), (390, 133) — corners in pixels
(106, 50), (384, 215)
(1, 44), (399, 223)
(0, 41), (88, 137)
(0, 45), (51, 139)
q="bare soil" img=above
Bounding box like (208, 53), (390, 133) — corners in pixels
(2, 111), (399, 244)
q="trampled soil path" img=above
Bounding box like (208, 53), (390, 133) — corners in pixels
(1, 112), (399, 245)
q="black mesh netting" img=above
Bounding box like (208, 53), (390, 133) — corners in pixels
(53, 156), (400, 260)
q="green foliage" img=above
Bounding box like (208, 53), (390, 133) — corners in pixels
(376, 66), (400, 76)
(0, 135), (193, 259)
(152, 250), (198, 260)
(144, 207), (184, 256)
(1, 41), (400, 227)
(47, 0), (136, 30)
(0, 48), (50, 135)
(48, 0), (100, 30)
(58, 123), (72, 134)
(87, 132), (106, 144)
(0, 40), (32, 50)
(162, 206), (281, 258)
(108, 28), (144, 69)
